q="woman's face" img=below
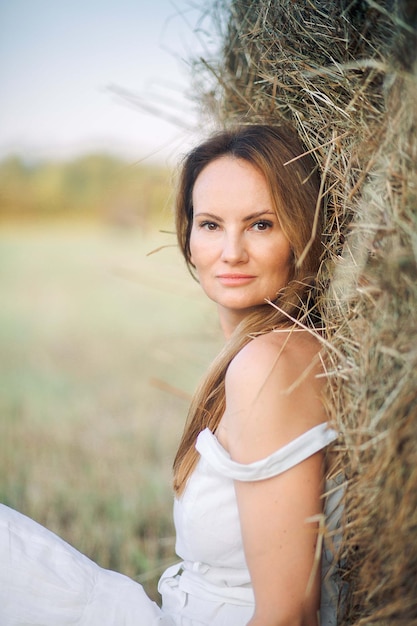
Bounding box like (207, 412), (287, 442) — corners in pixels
(189, 156), (292, 337)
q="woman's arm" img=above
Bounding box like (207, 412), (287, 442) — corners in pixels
(218, 331), (326, 626)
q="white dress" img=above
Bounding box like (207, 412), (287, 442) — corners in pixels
(0, 423), (340, 626)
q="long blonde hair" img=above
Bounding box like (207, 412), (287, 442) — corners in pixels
(173, 124), (323, 494)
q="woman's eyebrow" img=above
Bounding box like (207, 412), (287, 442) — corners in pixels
(242, 210), (275, 222)
(193, 211), (223, 221)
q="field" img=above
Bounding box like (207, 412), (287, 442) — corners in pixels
(0, 223), (222, 600)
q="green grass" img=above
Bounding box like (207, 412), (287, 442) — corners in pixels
(0, 223), (222, 600)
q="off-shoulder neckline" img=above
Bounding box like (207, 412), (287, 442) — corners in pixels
(195, 423), (338, 481)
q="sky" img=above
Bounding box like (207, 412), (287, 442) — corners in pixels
(0, 0), (218, 164)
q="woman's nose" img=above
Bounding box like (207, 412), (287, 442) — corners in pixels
(220, 232), (248, 264)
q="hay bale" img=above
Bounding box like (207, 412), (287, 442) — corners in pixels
(190, 0), (417, 623)
(327, 52), (417, 625)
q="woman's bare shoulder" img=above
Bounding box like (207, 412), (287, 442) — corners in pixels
(227, 328), (322, 385)
(220, 329), (326, 461)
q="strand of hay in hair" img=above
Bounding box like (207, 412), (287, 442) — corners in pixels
(189, 0), (417, 623)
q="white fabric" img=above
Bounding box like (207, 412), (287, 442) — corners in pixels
(0, 423), (339, 625)
(0, 504), (170, 626)
(195, 423), (338, 480)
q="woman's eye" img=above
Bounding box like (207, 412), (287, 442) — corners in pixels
(200, 221), (218, 231)
(251, 220), (273, 231)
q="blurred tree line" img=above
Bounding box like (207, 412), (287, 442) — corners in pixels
(0, 154), (174, 231)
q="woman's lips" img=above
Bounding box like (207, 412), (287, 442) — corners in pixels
(216, 273), (256, 286)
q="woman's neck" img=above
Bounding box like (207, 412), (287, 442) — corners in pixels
(217, 305), (259, 340)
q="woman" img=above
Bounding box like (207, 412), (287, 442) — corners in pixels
(0, 124), (338, 626)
